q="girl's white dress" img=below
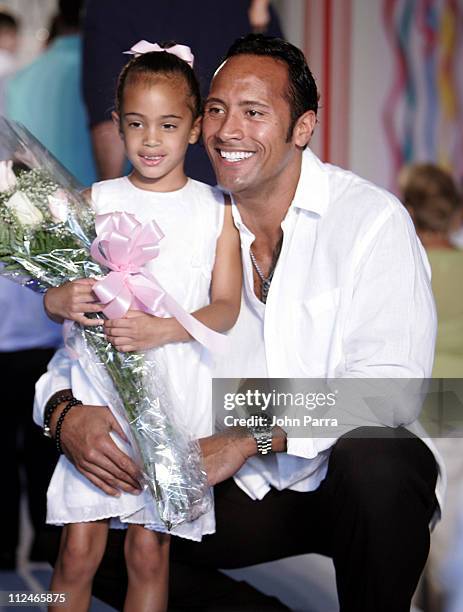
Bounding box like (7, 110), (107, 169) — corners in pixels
(46, 177), (225, 541)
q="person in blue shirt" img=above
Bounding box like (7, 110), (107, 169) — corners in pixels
(0, 0), (95, 569)
(5, 0), (96, 187)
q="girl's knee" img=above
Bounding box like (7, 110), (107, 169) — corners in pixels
(57, 524), (107, 582)
(125, 527), (170, 578)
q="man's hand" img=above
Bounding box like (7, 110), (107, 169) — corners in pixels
(44, 279), (103, 326)
(104, 310), (176, 352)
(198, 430), (256, 486)
(55, 404), (142, 496)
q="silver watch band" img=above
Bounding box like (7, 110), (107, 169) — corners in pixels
(249, 418), (272, 455)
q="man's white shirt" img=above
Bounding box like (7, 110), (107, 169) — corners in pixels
(34, 149), (445, 517)
(214, 149), (444, 515)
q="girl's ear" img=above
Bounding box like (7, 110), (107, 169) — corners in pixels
(189, 116), (202, 145)
(111, 111), (123, 138)
(293, 110), (317, 148)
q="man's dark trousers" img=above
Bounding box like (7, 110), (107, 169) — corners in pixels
(45, 427), (438, 611)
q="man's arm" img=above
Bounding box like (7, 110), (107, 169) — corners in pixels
(203, 201), (437, 486)
(34, 348), (141, 495)
(199, 426), (287, 486)
(341, 203), (436, 380)
(34, 348), (73, 427)
(281, 201), (437, 471)
(48, 397), (142, 496)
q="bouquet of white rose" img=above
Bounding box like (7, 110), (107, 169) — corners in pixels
(0, 117), (212, 529)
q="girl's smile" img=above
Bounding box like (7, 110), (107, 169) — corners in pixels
(138, 153), (166, 167)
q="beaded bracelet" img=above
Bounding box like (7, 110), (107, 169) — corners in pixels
(43, 392), (74, 438)
(54, 398), (83, 454)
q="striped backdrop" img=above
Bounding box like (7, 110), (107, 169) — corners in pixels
(296, 0), (463, 190)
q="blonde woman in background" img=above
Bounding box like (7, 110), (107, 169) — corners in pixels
(400, 163), (463, 612)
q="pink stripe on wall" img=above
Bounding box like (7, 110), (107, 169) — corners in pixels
(322, 0), (333, 161)
(304, 0), (352, 167)
(330, 0), (352, 168)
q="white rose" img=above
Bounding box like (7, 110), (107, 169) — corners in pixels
(6, 191), (44, 227)
(0, 160), (17, 192)
(47, 189), (69, 223)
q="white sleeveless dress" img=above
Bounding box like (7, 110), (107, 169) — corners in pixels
(46, 177), (225, 541)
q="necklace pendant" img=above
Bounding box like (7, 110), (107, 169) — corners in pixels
(262, 280), (271, 303)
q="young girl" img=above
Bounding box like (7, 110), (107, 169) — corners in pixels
(43, 42), (241, 612)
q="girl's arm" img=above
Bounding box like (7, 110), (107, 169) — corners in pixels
(43, 188), (103, 326)
(187, 200), (242, 332)
(104, 199), (242, 352)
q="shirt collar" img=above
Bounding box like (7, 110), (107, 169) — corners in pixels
(291, 148), (329, 216)
(225, 148), (330, 234)
(230, 196), (254, 238)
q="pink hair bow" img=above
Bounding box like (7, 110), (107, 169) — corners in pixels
(124, 40), (194, 68)
(89, 211), (227, 354)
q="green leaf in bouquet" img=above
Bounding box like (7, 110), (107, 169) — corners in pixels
(26, 228), (82, 256)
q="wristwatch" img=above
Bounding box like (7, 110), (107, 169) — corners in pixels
(249, 416), (272, 455)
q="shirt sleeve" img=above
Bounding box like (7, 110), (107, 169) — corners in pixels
(342, 202), (436, 379)
(286, 202), (437, 462)
(33, 347), (72, 427)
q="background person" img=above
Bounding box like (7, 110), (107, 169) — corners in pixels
(0, 5), (62, 571)
(0, 9), (19, 114)
(400, 163), (463, 612)
(0, 280), (62, 569)
(6, 0), (96, 186)
(0, 0), (97, 571)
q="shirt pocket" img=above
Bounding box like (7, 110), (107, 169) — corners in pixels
(290, 288), (341, 375)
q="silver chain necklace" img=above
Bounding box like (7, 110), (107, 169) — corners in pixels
(249, 248), (276, 304)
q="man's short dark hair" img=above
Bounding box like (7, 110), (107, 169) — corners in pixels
(225, 34), (319, 140)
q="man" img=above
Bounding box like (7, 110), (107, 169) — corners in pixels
(35, 36), (442, 611)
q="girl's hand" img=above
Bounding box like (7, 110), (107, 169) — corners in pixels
(104, 310), (176, 352)
(44, 279), (104, 326)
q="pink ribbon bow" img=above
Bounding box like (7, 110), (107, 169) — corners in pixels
(124, 40), (194, 67)
(89, 211), (227, 354)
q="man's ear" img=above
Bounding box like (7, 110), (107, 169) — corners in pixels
(189, 116), (202, 145)
(293, 110), (317, 148)
(111, 111), (123, 138)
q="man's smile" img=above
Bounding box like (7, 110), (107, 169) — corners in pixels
(217, 149), (256, 164)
